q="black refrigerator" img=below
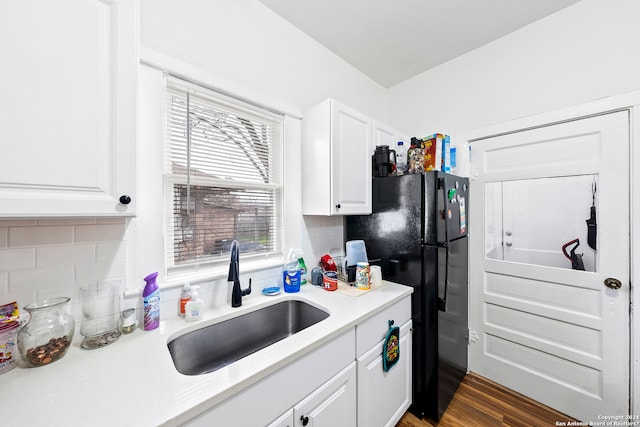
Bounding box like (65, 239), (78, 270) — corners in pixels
(345, 171), (469, 421)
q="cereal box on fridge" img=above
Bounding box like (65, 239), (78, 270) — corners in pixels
(421, 134), (444, 171)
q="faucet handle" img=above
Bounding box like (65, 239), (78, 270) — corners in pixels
(244, 278), (252, 297)
(231, 277), (252, 307)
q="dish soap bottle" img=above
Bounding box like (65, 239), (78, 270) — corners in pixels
(179, 282), (192, 317)
(185, 286), (203, 321)
(283, 248), (301, 293)
(295, 249), (308, 285)
(143, 272), (160, 330)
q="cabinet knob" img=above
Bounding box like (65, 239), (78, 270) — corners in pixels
(335, 204), (341, 209)
(119, 195), (132, 205)
(300, 415), (309, 426)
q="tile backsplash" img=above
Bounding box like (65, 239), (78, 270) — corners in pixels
(0, 214), (345, 331)
(300, 215), (345, 268)
(0, 218), (128, 320)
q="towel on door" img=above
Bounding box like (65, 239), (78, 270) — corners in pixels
(383, 320), (400, 372)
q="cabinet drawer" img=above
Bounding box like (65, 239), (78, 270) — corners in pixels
(356, 296), (411, 358)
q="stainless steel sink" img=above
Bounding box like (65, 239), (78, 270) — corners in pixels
(167, 300), (329, 375)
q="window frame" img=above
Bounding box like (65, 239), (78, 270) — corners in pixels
(163, 75), (285, 276)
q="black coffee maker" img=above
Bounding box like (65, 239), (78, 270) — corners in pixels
(373, 145), (396, 177)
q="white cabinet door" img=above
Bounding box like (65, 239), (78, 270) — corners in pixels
(0, 0), (136, 217)
(267, 409), (294, 427)
(331, 102), (372, 215)
(372, 120), (396, 154)
(372, 121), (411, 175)
(294, 362), (357, 427)
(302, 99), (371, 215)
(357, 320), (412, 427)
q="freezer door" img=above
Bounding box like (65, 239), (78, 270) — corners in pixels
(436, 173), (469, 243)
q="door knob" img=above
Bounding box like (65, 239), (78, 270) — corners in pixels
(119, 195), (132, 205)
(604, 278), (622, 290)
(505, 242), (513, 247)
(300, 415), (309, 426)
(505, 231), (512, 236)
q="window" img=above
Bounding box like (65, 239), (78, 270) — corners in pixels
(165, 76), (283, 273)
(484, 175), (598, 272)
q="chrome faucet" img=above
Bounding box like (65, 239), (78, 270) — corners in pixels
(229, 240), (251, 307)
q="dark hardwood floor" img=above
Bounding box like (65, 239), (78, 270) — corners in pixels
(396, 373), (578, 426)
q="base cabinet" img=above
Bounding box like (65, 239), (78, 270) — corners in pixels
(184, 329), (356, 427)
(182, 296), (412, 427)
(357, 320), (412, 427)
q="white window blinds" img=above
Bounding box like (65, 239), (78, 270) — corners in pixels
(165, 76), (283, 272)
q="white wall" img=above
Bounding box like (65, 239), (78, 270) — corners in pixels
(387, 0), (640, 137)
(139, 0), (388, 121)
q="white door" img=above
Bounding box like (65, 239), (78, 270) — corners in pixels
(357, 320), (412, 427)
(373, 120), (395, 153)
(331, 101), (372, 215)
(469, 111), (630, 421)
(267, 409), (294, 427)
(0, 0), (136, 217)
(294, 362), (357, 426)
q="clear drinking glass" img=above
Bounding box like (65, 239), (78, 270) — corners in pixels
(79, 280), (122, 349)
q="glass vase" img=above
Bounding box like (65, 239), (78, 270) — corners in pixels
(18, 297), (75, 368)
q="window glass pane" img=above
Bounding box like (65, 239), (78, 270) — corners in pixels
(485, 175), (598, 272)
(171, 184), (279, 265)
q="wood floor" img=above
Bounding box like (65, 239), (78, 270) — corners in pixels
(396, 373), (578, 427)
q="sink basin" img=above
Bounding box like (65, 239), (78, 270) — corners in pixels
(167, 300), (329, 375)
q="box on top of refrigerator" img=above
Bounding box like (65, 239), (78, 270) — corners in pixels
(421, 133), (443, 171)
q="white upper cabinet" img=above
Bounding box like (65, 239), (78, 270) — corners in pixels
(0, 0), (137, 217)
(302, 99), (372, 215)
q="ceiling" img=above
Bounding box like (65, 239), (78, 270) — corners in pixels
(259, 0), (583, 88)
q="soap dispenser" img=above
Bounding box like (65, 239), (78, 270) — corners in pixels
(184, 286), (203, 321)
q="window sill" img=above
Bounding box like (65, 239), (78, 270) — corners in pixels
(166, 256), (284, 287)
(124, 256), (284, 297)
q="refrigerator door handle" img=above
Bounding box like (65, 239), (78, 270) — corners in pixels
(438, 177), (450, 312)
(438, 246), (449, 312)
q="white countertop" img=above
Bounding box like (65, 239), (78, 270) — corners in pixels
(3, 281), (412, 426)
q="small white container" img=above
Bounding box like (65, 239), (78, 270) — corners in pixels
(370, 265), (383, 286)
(185, 286), (203, 321)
